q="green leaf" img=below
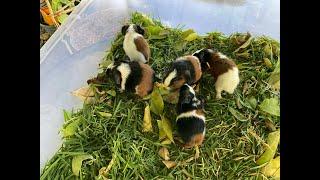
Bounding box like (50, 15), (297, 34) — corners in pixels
(146, 26), (163, 35)
(51, 0), (62, 12)
(57, 13), (68, 24)
(61, 118), (81, 137)
(181, 29), (196, 39)
(161, 115), (174, 143)
(184, 33), (198, 41)
(157, 120), (166, 141)
(72, 154), (94, 176)
(106, 90), (116, 97)
(263, 58), (272, 68)
(268, 59), (280, 91)
(98, 112), (112, 118)
(63, 109), (71, 122)
(256, 130), (280, 165)
(247, 97), (257, 109)
(259, 98), (280, 116)
(174, 40), (187, 51)
(150, 88), (164, 115)
(228, 107), (248, 122)
(234, 36), (253, 53)
(261, 156), (280, 178)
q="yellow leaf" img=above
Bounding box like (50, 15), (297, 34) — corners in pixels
(142, 104), (153, 132)
(98, 112), (112, 118)
(40, 9), (54, 26)
(256, 129), (280, 165)
(161, 115), (174, 143)
(234, 36), (253, 53)
(264, 58), (273, 68)
(72, 86), (95, 103)
(184, 33), (198, 41)
(162, 160), (177, 169)
(72, 154), (93, 176)
(261, 156), (280, 178)
(61, 118), (81, 137)
(161, 138), (172, 145)
(158, 147), (170, 160)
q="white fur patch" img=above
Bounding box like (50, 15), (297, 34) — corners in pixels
(123, 25), (146, 63)
(117, 63), (131, 90)
(215, 67), (240, 94)
(176, 110), (205, 122)
(217, 52), (228, 59)
(192, 49), (203, 56)
(187, 84), (195, 95)
(164, 69), (177, 87)
(208, 49), (214, 53)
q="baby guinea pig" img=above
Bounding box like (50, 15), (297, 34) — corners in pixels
(163, 55), (202, 91)
(176, 84), (206, 148)
(106, 58), (155, 98)
(122, 24), (150, 64)
(193, 48), (240, 99)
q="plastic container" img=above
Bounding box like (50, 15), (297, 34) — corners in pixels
(40, 0), (279, 170)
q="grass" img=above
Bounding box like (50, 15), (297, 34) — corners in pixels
(40, 12), (280, 180)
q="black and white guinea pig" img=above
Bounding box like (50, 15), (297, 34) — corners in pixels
(163, 55), (202, 91)
(176, 84), (206, 148)
(106, 58), (155, 98)
(193, 48), (240, 99)
(122, 24), (150, 64)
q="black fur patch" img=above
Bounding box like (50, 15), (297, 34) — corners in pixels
(177, 117), (205, 143)
(193, 49), (215, 71)
(164, 59), (196, 86)
(133, 24), (145, 35)
(177, 85), (203, 114)
(121, 25), (129, 35)
(125, 61), (143, 92)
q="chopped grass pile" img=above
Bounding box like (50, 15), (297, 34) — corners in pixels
(40, 12), (280, 179)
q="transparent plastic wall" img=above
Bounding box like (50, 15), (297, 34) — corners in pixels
(40, 0), (279, 169)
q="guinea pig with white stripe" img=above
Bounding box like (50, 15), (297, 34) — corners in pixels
(163, 55), (202, 91)
(122, 24), (150, 64)
(106, 58), (155, 98)
(176, 84), (206, 149)
(193, 48), (240, 99)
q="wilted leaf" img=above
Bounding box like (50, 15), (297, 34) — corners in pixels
(184, 33), (198, 41)
(259, 98), (280, 116)
(161, 115), (174, 143)
(157, 120), (166, 141)
(150, 88), (164, 115)
(261, 156), (280, 178)
(162, 160), (177, 169)
(159, 147), (170, 160)
(263, 44), (272, 56)
(268, 59), (280, 91)
(142, 104), (153, 132)
(99, 156), (115, 178)
(265, 119), (276, 131)
(57, 13), (68, 24)
(229, 107), (248, 122)
(72, 154), (94, 176)
(40, 9), (54, 26)
(236, 51), (251, 59)
(264, 58), (272, 68)
(98, 112), (112, 118)
(234, 36), (253, 53)
(256, 130), (280, 165)
(61, 118), (81, 137)
(72, 86), (95, 103)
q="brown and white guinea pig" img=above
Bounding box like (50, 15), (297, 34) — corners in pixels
(193, 48), (240, 99)
(163, 55), (202, 91)
(106, 57), (155, 98)
(122, 24), (150, 64)
(176, 84), (206, 148)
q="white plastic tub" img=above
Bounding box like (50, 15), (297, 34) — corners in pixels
(40, 0), (279, 170)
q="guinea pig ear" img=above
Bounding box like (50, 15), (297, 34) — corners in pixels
(121, 25), (129, 35)
(135, 25), (145, 35)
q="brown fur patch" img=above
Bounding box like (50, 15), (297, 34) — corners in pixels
(195, 109), (205, 116)
(135, 62), (154, 97)
(170, 77), (186, 90)
(183, 133), (204, 149)
(134, 36), (150, 62)
(208, 53), (237, 80)
(185, 55), (202, 83)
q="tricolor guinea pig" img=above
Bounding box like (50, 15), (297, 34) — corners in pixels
(106, 58), (155, 98)
(122, 24), (150, 64)
(163, 55), (202, 91)
(193, 48), (240, 99)
(176, 84), (206, 148)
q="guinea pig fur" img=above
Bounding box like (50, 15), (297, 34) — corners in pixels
(106, 59), (155, 98)
(176, 84), (206, 148)
(193, 48), (240, 99)
(122, 24), (150, 64)
(163, 55), (202, 91)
